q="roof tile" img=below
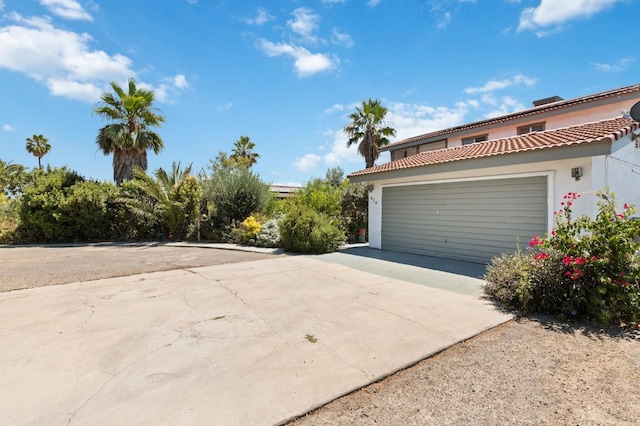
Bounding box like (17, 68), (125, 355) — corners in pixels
(349, 117), (639, 178)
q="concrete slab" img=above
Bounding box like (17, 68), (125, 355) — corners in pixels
(320, 246), (487, 296)
(0, 256), (511, 426)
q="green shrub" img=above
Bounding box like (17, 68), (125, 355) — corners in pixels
(483, 250), (536, 312)
(0, 195), (18, 243)
(340, 181), (369, 242)
(15, 167), (82, 242)
(201, 167), (270, 225)
(280, 205), (343, 254)
(254, 217), (281, 248)
(292, 178), (342, 217)
(484, 188), (640, 326)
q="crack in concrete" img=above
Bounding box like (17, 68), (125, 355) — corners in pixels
(316, 340), (371, 381)
(65, 327), (182, 425)
(361, 301), (433, 334)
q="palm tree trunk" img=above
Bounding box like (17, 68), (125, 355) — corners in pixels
(113, 148), (147, 184)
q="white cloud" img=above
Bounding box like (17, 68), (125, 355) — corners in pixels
(2, 124), (15, 131)
(323, 103), (345, 115)
(217, 102), (233, 111)
(287, 8), (321, 44)
(173, 74), (189, 89)
(437, 11), (451, 29)
(48, 78), (102, 100)
(40, 0), (93, 21)
(592, 57), (634, 72)
(294, 154), (321, 172)
(323, 129), (361, 166)
(186, 0), (197, 3)
(387, 102), (469, 141)
(331, 28), (354, 48)
(150, 74), (190, 102)
(518, 0), (621, 34)
(322, 0), (347, 3)
(258, 39), (336, 77)
(0, 1), (5, 11)
(464, 74), (536, 95)
(367, 0), (381, 6)
(483, 96), (526, 118)
(0, 13), (133, 102)
(0, 13), (186, 103)
(244, 8), (273, 26)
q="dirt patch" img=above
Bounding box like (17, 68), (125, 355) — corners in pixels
(0, 244), (276, 292)
(289, 316), (640, 426)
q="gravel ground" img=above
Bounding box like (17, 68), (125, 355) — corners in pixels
(2, 244), (639, 425)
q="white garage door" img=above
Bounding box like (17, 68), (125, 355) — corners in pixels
(381, 176), (548, 263)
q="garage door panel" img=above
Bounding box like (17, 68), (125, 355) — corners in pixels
(381, 177), (547, 263)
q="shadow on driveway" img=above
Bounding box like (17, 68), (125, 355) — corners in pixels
(317, 245), (487, 297)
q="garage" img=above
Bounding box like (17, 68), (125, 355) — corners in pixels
(381, 176), (548, 264)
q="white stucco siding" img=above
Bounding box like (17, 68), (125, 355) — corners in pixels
(591, 134), (640, 213)
(368, 185), (383, 248)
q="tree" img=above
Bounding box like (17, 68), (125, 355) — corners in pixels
(93, 78), (165, 184)
(123, 163), (202, 240)
(230, 135), (259, 167)
(325, 166), (345, 187)
(201, 165), (270, 224)
(0, 160), (26, 197)
(25, 134), (51, 169)
(344, 99), (396, 168)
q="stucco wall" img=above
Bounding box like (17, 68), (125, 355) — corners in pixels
(367, 135), (640, 249)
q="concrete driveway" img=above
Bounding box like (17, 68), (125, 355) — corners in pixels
(0, 247), (511, 425)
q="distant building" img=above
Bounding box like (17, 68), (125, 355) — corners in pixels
(270, 185), (301, 200)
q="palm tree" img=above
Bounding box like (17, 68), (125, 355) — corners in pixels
(25, 134), (51, 169)
(230, 135), (260, 167)
(344, 99), (396, 168)
(93, 78), (165, 184)
(0, 159), (26, 197)
(123, 162), (202, 239)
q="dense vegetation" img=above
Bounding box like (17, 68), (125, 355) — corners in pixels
(484, 189), (640, 327)
(1, 86), (377, 253)
(0, 158), (368, 254)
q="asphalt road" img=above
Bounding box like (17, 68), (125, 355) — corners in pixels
(0, 243), (277, 292)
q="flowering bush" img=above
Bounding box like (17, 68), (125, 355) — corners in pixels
(241, 215), (262, 242)
(484, 188), (640, 326)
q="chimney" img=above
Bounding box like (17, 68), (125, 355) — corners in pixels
(532, 96), (563, 107)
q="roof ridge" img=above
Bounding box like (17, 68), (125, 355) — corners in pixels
(383, 82), (640, 150)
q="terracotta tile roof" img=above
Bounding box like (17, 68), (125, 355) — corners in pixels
(349, 117), (639, 178)
(382, 83), (640, 150)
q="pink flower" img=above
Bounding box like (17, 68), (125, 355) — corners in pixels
(624, 203), (629, 210)
(534, 252), (550, 261)
(529, 235), (543, 247)
(551, 230), (556, 236)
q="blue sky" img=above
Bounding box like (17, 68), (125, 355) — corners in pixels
(0, 0), (638, 185)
